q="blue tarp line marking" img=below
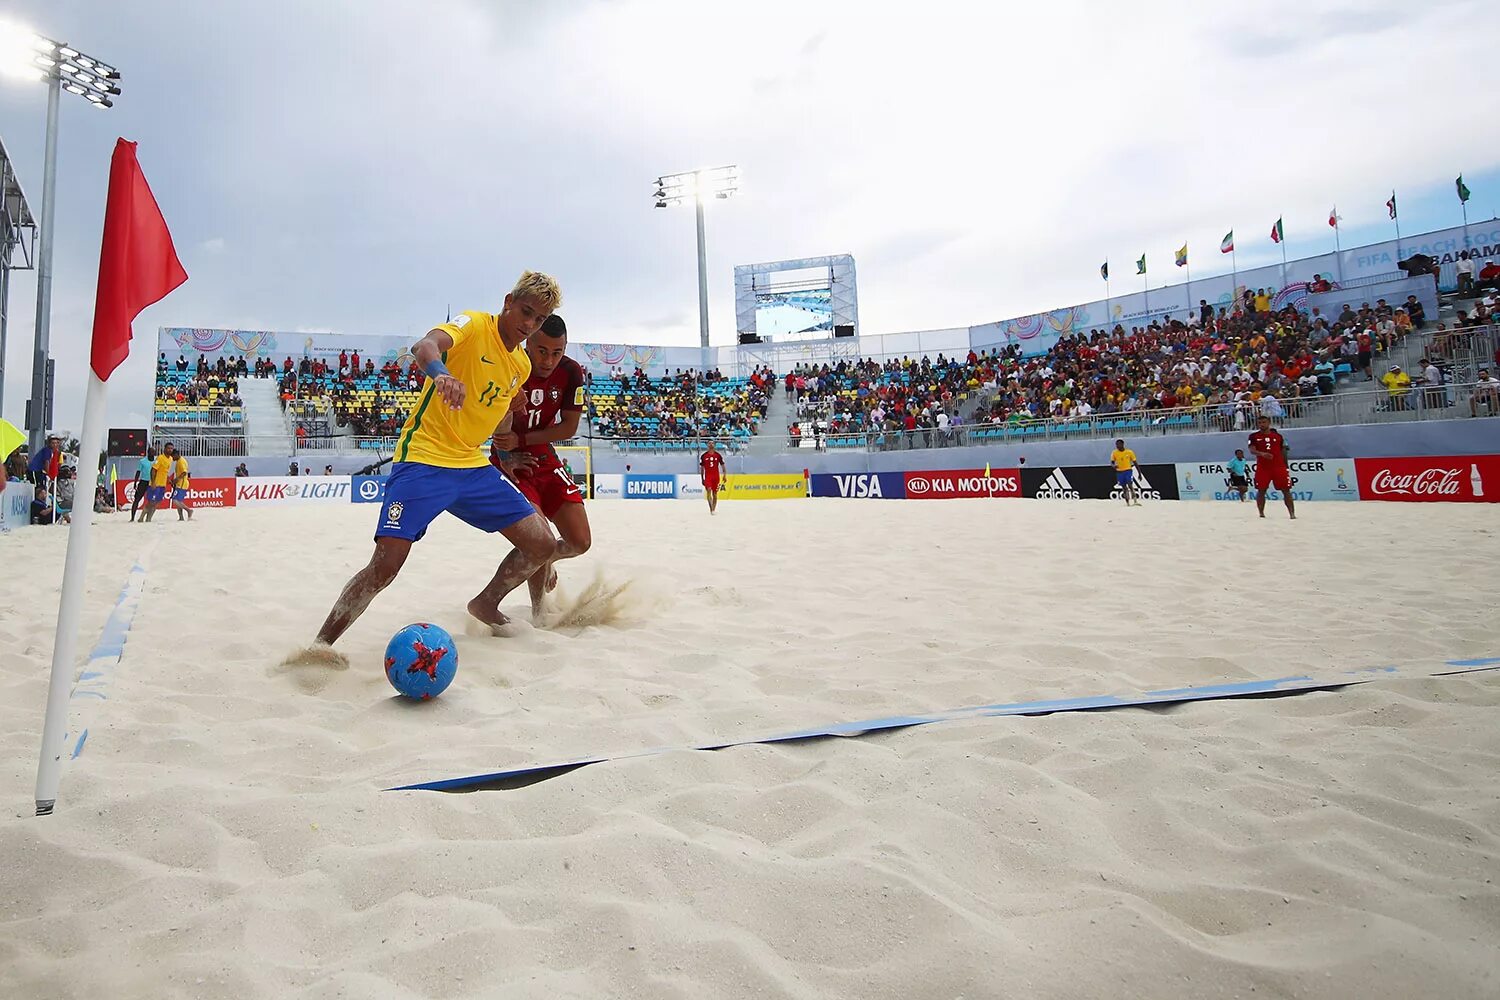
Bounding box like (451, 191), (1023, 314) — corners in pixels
(386, 657), (1500, 793)
(67, 545), (154, 760)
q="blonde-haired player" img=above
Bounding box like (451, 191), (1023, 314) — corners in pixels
(310, 271), (577, 653)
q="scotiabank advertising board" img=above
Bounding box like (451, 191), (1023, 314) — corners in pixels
(1354, 455), (1500, 502)
(114, 477), (237, 508)
(903, 468), (1021, 499)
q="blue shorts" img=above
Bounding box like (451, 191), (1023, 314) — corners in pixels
(172, 488), (188, 502)
(375, 462), (536, 542)
(148, 486), (167, 503)
(1116, 470), (1135, 487)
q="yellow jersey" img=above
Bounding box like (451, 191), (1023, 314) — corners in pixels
(172, 456), (190, 489)
(150, 454), (172, 487)
(1111, 448), (1137, 472)
(394, 310), (532, 468)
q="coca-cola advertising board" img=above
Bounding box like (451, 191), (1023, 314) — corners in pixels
(1354, 456), (1500, 502)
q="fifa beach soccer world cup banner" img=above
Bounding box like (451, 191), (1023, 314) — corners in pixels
(1354, 455), (1500, 503)
(1176, 459), (1360, 502)
(1021, 464), (1180, 501)
(720, 473), (808, 500)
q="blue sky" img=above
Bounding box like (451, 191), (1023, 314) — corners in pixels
(0, 0), (1495, 429)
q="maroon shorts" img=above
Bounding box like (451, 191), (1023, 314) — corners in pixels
(1254, 464), (1290, 492)
(703, 473), (721, 493)
(514, 463), (585, 519)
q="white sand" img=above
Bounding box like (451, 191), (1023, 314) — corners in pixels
(2, 499), (1498, 999)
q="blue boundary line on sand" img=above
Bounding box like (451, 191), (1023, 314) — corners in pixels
(386, 656), (1500, 793)
(67, 541), (155, 761)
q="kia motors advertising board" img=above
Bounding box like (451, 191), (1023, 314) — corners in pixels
(116, 477), (237, 508)
(903, 468), (1021, 499)
(809, 472), (909, 499)
(236, 476), (352, 505)
(1176, 458), (1360, 502)
(1355, 455), (1499, 502)
(1022, 464), (1180, 501)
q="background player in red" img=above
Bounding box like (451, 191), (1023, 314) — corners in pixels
(699, 440), (726, 514)
(490, 313), (592, 618)
(1248, 414), (1296, 520)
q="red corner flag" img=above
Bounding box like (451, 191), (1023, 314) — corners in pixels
(90, 139), (187, 381)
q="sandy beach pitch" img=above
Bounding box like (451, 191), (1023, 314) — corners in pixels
(2, 499), (1497, 999)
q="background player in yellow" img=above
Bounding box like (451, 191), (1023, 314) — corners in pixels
(305, 271), (576, 661)
(168, 445), (194, 521)
(1110, 439), (1141, 507)
(140, 443), (174, 522)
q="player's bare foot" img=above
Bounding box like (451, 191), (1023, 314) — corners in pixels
(466, 596), (511, 634)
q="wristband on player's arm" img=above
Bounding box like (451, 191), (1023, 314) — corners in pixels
(423, 358), (451, 379)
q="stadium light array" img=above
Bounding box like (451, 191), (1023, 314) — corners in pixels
(0, 20), (123, 456)
(652, 165), (740, 356)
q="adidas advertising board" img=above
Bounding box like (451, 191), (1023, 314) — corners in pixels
(1022, 464), (1180, 501)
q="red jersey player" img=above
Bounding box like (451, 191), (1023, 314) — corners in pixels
(1247, 414), (1296, 520)
(490, 313), (592, 617)
(699, 441), (727, 514)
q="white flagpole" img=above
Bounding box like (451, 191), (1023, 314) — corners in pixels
(1333, 208), (1344, 285)
(35, 371), (111, 815)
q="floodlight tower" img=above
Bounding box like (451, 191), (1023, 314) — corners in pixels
(0, 23), (121, 454)
(653, 166), (738, 367)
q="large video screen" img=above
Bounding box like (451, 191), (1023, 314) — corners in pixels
(754, 266), (834, 338)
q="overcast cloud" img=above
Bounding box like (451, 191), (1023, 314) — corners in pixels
(0, 0), (1496, 431)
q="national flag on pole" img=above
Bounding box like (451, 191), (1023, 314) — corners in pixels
(91, 139), (188, 382)
(1135, 254), (1146, 275)
(1175, 244), (1188, 267)
(1387, 192), (1398, 219)
(1270, 218), (1284, 244)
(1220, 231), (1234, 253)
(1099, 261), (1108, 280)
(1328, 207), (1341, 228)
(1456, 175), (1471, 204)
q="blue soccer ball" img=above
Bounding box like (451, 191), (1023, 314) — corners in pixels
(384, 622), (458, 700)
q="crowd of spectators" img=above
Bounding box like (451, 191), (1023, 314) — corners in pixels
(969, 292), (1445, 431)
(785, 348), (1019, 448)
(588, 367), (773, 441)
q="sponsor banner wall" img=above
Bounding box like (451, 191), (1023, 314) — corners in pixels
(236, 476), (352, 506)
(351, 475), (388, 504)
(1, 481), (32, 530)
(719, 473), (808, 500)
(809, 472), (909, 499)
(1022, 464), (1181, 501)
(623, 474), (678, 499)
(1355, 455), (1499, 503)
(677, 477), (706, 500)
(904, 468), (1021, 499)
(1176, 458), (1360, 502)
(114, 477), (237, 508)
(592, 473), (624, 498)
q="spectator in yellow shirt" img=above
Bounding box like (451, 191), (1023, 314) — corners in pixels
(1381, 365), (1412, 410)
